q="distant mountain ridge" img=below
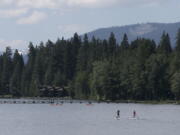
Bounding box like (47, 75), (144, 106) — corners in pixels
(86, 22), (180, 47)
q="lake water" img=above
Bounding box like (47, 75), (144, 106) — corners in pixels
(0, 103), (180, 135)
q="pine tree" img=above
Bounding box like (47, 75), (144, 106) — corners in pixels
(0, 56), (4, 94)
(158, 32), (172, 54)
(21, 43), (36, 96)
(1, 47), (13, 95)
(120, 33), (129, 50)
(170, 29), (180, 75)
(108, 32), (117, 57)
(175, 28), (180, 52)
(10, 50), (24, 96)
(76, 34), (89, 72)
(64, 42), (75, 80)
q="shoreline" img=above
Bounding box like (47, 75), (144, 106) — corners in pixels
(0, 97), (179, 105)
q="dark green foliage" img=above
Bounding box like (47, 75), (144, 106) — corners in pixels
(0, 31), (180, 101)
(108, 32), (117, 57)
(158, 32), (172, 54)
(21, 43), (36, 96)
(89, 60), (110, 100)
(120, 33), (129, 51)
(1, 47), (13, 95)
(171, 72), (180, 100)
(175, 29), (180, 52)
(74, 71), (90, 99)
(10, 50), (24, 97)
(76, 34), (89, 72)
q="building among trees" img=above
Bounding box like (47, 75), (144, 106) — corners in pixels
(39, 86), (68, 97)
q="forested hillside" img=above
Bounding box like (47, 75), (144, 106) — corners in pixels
(86, 22), (180, 47)
(0, 30), (180, 101)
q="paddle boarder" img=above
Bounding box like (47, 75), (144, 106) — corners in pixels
(117, 110), (120, 118)
(133, 110), (136, 118)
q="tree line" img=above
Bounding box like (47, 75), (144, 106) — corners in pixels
(0, 30), (180, 101)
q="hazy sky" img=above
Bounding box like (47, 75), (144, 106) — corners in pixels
(0, 0), (180, 51)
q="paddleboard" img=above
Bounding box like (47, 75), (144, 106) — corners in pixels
(128, 117), (139, 120)
(115, 116), (120, 120)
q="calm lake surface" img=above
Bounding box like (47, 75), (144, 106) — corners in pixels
(0, 102), (180, 135)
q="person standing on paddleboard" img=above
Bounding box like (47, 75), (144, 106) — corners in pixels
(117, 110), (120, 118)
(133, 110), (136, 118)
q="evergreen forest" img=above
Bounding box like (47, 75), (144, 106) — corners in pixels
(1, 30), (180, 101)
